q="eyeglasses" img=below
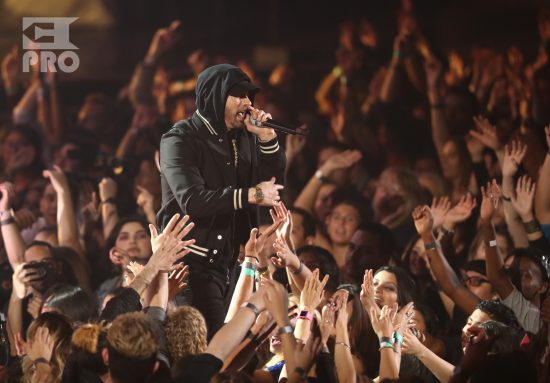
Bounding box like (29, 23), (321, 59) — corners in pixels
(463, 275), (490, 287)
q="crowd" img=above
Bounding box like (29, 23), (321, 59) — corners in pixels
(0, 1), (550, 382)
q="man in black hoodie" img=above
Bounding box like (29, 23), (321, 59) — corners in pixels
(157, 64), (286, 337)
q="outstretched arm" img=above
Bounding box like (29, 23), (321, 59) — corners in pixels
(479, 181), (514, 299)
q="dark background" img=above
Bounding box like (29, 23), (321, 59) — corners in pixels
(0, 0), (545, 107)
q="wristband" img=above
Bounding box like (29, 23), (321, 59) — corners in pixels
(244, 255), (260, 263)
(424, 241), (437, 251)
(440, 225), (454, 236)
(523, 220), (540, 234)
(379, 341), (394, 351)
(0, 217), (16, 227)
(486, 239), (497, 248)
(392, 49), (402, 60)
(335, 342), (351, 350)
(102, 198), (116, 205)
(501, 195), (512, 202)
(297, 310), (313, 321)
(393, 331), (404, 347)
(243, 268), (256, 277)
(243, 262), (257, 271)
(291, 260), (304, 275)
(277, 324), (293, 335)
(243, 302), (260, 318)
(314, 170), (328, 183)
(379, 336), (394, 345)
(0, 208), (14, 218)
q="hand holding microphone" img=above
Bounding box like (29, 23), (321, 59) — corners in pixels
(246, 106), (307, 137)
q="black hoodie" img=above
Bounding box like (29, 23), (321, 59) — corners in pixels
(157, 64), (285, 270)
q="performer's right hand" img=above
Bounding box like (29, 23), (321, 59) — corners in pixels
(248, 177), (283, 206)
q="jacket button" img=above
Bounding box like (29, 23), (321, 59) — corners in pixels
(217, 235), (222, 240)
(219, 138), (223, 143)
(209, 259), (214, 263)
(213, 250), (218, 254)
(226, 162), (230, 166)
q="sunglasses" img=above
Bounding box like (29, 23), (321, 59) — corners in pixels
(463, 275), (490, 287)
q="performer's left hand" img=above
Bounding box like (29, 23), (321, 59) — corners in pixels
(245, 106), (276, 141)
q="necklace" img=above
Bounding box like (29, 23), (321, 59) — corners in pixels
(231, 139), (238, 168)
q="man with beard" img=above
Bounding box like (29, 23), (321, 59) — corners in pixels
(157, 64), (286, 338)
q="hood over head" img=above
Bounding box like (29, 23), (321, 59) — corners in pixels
(195, 64), (259, 134)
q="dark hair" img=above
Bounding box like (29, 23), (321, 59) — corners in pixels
(511, 247), (550, 284)
(469, 351), (537, 383)
(297, 246), (340, 293)
(103, 215), (150, 253)
(211, 371), (253, 383)
(374, 266), (417, 306)
(478, 321), (524, 354)
(335, 285), (380, 377)
(42, 284), (98, 324)
(290, 207), (316, 239)
(2, 124), (44, 174)
(360, 222), (397, 262)
(475, 300), (520, 329)
(411, 302), (440, 337)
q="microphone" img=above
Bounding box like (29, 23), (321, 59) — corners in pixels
(246, 111), (307, 136)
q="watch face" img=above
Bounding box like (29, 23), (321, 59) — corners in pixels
(299, 310), (309, 317)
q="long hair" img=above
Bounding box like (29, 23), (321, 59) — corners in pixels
(374, 265), (418, 306)
(22, 313), (73, 383)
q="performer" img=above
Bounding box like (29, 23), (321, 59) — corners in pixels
(157, 64), (286, 337)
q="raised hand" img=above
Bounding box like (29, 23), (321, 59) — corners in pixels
(335, 290), (350, 328)
(470, 116), (502, 151)
(271, 234), (300, 270)
(0, 182), (15, 213)
(479, 180), (501, 224)
(511, 175), (536, 221)
(136, 185), (155, 215)
(1, 46), (21, 87)
(299, 269), (328, 311)
(394, 302), (415, 334)
(501, 140), (527, 178)
(270, 202), (290, 239)
(168, 265), (189, 300)
(319, 149), (362, 177)
(42, 166), (69, 194)
(145, 21), (183, 63)
(262, 279), (289, 326)
(424, 59), (443, 89)
(370, 304), (396, 339)
(148, 213), (195, 271)
(99, 178), (117, 203)
(402, 328), (424, 356)
(27, 327), (55, 363)
(430, 197), (451, 229)
(360, 269), (379, 314)
(412, 205), (434, 237)
(285, 132), (306, 162)
(320, 303), (336, 345)
(12, 264), (27, 299)
(443, 193), (476, 228)
(150, 213), (194, 254)
(251, 177), (284, 207)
